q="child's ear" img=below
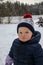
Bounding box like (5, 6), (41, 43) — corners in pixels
(31, 34), (34, 39)
(32, 34), (34, 37)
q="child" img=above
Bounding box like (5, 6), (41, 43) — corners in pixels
(5, 14), (43, 65)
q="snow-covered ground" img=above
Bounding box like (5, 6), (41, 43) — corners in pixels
(0, 18), (43, 65)
(0, 24), (18, 65)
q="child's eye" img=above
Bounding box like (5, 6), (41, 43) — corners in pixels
(19, 32), (22, 34)
(25, 32), (29, 33)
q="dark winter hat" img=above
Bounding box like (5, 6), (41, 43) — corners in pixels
(17, 14), (35, 34)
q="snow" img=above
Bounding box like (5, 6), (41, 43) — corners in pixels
(0, 16), (43, 65)
(0, 24), (18, 65)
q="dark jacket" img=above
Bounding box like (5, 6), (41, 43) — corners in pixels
(8, 31), (43, 65)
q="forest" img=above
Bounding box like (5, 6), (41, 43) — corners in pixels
(0, 0), (43, 17)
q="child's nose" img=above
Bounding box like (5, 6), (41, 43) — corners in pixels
(22, 33), (25, 36)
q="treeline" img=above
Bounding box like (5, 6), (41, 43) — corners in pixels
(0, 1), (43, 17)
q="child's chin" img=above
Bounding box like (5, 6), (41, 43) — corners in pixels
(21, 40), (28, 42)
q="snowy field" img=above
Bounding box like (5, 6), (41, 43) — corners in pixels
(0, 17), (43, 65)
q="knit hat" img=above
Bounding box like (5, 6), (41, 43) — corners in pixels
(17, 14), (35, 34)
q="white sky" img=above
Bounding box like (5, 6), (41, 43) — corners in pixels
(3, 0), (43, 5)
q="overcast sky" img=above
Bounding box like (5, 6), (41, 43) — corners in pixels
(3, 0), (43, 5)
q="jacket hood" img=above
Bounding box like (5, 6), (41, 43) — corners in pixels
(29, 31), (41, 44)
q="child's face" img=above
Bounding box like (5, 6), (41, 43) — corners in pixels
(18, 27), (33, 42)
